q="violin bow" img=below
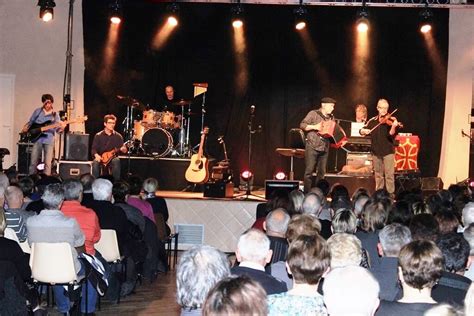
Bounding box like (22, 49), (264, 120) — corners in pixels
(367, 108), (398, 134)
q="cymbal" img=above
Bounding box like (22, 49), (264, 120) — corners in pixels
(275, 148), (305, 159)
(173, 99), (192, 106)
(116, 95), (146, 111)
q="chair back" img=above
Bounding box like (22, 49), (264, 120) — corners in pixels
(95, 229), (121, 262)
(289, 128), (306, 149)
(30, 242), (78, 284)
(154, 213), (168, 241)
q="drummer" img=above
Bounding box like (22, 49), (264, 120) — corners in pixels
(162, 85), (180, 114)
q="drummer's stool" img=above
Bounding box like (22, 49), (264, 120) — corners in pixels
(275, 128), (306, 180)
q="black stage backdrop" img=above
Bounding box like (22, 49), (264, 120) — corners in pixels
(83, 1), (448, 186)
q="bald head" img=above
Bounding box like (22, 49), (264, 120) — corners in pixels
(5, 186), (24, 209)
(302, 193), (323, 217)
(264, 208), (290, 237)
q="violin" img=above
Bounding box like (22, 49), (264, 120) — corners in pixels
(379, 114), (404, 128)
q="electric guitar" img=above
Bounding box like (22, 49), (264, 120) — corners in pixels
(20, 116), (88, 143)
(185, 127), (210, 184)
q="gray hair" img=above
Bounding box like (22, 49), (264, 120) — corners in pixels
(323, 266), (379, 316)
(332, 209), (357, 234)
(354, 195), (369, 218)
(463, 223), (474, 256)
(302, 193), (323, 216)
(176, 245), (230, 309)
(42, 183), (64, 210)
(0, 173), (9, 190)
(143, 177), (159, 193)
(63, 179), (83, 201)
(237, 229), (270, 262)
(92, 178), (113, 201)
(4, 186), (23, 205)
(265, 208), (290, 235)
(462, 202), (474, 227)
(379, 223), (412, 257)
(0, 186), (4, 200)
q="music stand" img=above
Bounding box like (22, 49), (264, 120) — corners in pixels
(275, 128), (306, 180)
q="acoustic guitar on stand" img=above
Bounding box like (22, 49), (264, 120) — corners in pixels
(185, 127), (210, 184)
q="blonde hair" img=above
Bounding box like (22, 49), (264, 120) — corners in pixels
(327, 233), (362, 268)
(0, 209), (7, 236)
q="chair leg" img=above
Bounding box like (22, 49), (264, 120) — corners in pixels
(173, 233), (179, 270)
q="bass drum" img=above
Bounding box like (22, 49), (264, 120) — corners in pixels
(141, 128), (173, 157)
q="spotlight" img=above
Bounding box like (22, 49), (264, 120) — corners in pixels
(356, 7), (369, 33)
(231, 3), (244, 28)
(239, 169), (254, 192)
(38, 0), (56, 22)
(167, 2), (179, 26)
(274, 171), (287, 181)
(240, 170), (253, 181)
(294, 4), (307, 31)
(419, 7), (433, 33)
(109, 0), (123, 25)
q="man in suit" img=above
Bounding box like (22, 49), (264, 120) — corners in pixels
(231, 229), (287, 295)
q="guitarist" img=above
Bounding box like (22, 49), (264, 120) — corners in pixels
(91, 114), (128, 181)
(21, 94), (65, 175)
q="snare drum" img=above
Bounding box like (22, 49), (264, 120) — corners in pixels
(141, 128), (173, 157)
(133, 120), (147, 140)
(160, 111), (178, 129)
(142, 110), (161, 126)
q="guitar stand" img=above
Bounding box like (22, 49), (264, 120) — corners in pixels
(181, 183), (199, 192)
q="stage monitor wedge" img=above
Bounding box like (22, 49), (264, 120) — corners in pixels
(265, 180), (300, 200)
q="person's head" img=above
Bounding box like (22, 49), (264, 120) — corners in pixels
(165, 85), (174, 100)
(288, 189), (304, 215)
(436, 232), (470, 274)
(143, 177), (159, 194)
(327, 233), (362, 268)
(360, 200), (388, 232)
(353, 193), (370, 218)
(0, 209), (6, 237)
(332, 209), (357, 234)
(41, 94), (54, 110)
(0, 187), (4, 209)
(62, 179), (83, 202)
(103, 114), (117, 132)
(236, 229), (272, 266)
(286, 214), (321, 243)
(80, 173), (95, 193)
(409, 213), (440, 242)
(323, 266), (380, 316)
(320, 97), (336, 116)
(330, 184), (350, 202)
(434, 211), (460, 235)
(287, 234), (330, 285)
(355, 104), (368, 122)
(92, 178), (113, 201)
(314, 179), (330, 197)
(18, 176), (35, 198)
(463, 223), (474, 256)
(462, 202), (474, 227)
(378, 223), (412, 257)
(0, 173), (9, 191)
(202, 276), (267, 316)
(388, 200), (413, 226)
(398, 240), (444, 290)
(127, 175), (143, 195)
(376, 98), (389, 116)
(176, 245), (230, 310)
(465, 283), (474, 316)
(264, 208), (290, 238)
(425, 304), (462, 316)
(42, 183), (64, 210)
(4, 186), (24, 209)
(112, 181), (130, 203)
(302, 193), (323, 217)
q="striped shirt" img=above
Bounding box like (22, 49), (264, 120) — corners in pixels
(4, 209), (27, 242)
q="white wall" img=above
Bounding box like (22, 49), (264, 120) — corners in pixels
(0, 0), (84, 168)
(438, 9), (474, 187)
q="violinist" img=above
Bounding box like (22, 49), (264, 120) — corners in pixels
(360, 99), (401, 198)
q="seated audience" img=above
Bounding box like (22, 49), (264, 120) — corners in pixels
(371, 223), (412, 301)
(327, 233), (362, 268)
(324, 265), (380, 316)
(461, 202), (474, 232)
(267, 234), (329, 315)
(432, 232), (472, 307)
(5, 186), (33, 221)
(288, 189), (304, 215)
(264, 208), (290, 266)
(302, 193), (331, 239)
(387, 200), (413, 227)
(26, 183), (97, 315)
(232, 229), (287, 295)
(126, 176), (155, 224)
(203, 276), (267, 316)
(376, 240), (444, 315)
(1, 186), (27, 242)
(409, 213), (440, 242)
(80, 173), (95, 206)
(113, 181), (146, 233)
(143, 177), (171, 235)
(176, 245), (230, 315)
(434, 210), (460, 235)
(463, 223), (474, 281)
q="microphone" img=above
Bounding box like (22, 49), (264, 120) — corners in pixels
(250, 105), (255, 114)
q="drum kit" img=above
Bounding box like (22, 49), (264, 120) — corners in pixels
(118, 95), (194, 158)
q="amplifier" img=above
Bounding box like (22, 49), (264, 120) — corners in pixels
(17, 142), (34, 174)
(57, 160), (92, 180)
(203, 182), (234, 198)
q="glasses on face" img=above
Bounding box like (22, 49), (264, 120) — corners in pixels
(106, 121), (116, 125)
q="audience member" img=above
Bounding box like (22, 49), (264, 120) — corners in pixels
(327, 233), (362, 268)
(126, 176), (155, 224)
(435, 210), (460, 234)
(176, 245), (230, 315)
(79, 173), (95, 206)
(462, 202), (474, 231)
(203, 276), (268, 316)
(324, 265), (380, 316)
(463, 223), (474, 281)
(387, 200), (413, 226)
(465, 283), (474, 316)
(371, 223), (412, 301)
(267, 234), (329, 315)
(409, 213), (440, 242)
(264, 208), (290, 265)
(376, 240), (443, 315)
(4, 186), (33, 221)
(143, 177), (170, 235)
(302, 193), (331, 239)
(288, 189), (304, 215)
(1, 186), (27, 242)
(232, 229), (287, 295)
(112, 181), (146, 233)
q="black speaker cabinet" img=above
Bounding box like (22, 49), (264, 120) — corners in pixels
(421, 177), (444, 191)
(65, 133), (89, 161)
(265, 180), (300, 200)
(204, 182), (234, 198)
(58, 160), (92, 180)
(17, 142), (34, 174)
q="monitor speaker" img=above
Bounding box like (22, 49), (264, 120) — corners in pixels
(265, 180), (300, 200)
(65, 133), (89, 161)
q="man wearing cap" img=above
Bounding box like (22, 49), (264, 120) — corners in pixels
(300, 97), (336, 192)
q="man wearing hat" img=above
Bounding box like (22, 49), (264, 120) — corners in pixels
(300, 97), (336, 192)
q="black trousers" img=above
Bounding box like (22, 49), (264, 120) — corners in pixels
(303, 144), (328, 193)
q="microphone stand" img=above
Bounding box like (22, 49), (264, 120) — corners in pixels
(333, 118), (340, 172)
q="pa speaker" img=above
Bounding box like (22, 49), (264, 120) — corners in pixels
(17, 142), (33, 174)
(265, 180), (300, 200)
(58, 160), (92, 180)
(65, 133), (89, 161)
